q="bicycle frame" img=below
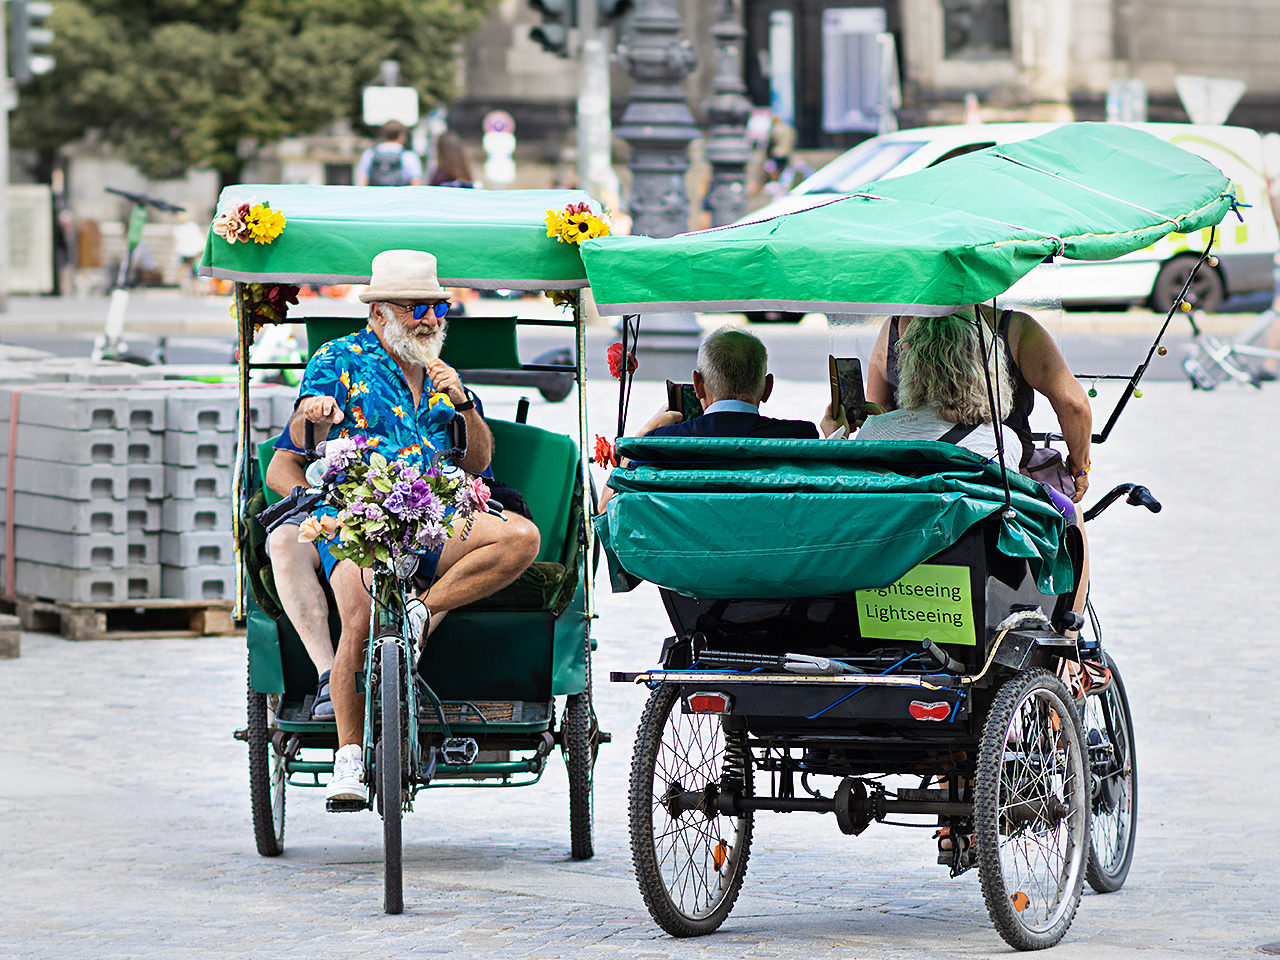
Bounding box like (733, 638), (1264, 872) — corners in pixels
(360, 567), (422, 807)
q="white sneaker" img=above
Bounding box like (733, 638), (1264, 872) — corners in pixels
(325, 746), (368, 803)
(405, 599), (430, 646)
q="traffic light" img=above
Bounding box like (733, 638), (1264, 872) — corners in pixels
(10, 0), (55, 86)
(596, 0), (632, 22)
(529, 0), (574, 58)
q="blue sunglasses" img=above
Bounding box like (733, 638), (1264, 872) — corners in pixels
(412, 302), (449, 320)
(390, 301), (449, 320)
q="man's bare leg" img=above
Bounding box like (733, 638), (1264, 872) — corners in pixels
(267, 526), (334, 673)
(328, 560), (375, 748)
(418, 512), (541, 631)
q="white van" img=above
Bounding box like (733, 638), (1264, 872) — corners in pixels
(751, 122), (1278, 312)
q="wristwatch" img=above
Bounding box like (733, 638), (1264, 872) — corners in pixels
(453, 388), (476, 412)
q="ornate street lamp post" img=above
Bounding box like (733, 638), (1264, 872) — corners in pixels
(704, 0), (752, 227)
(615, 0), (702, 378)
(616, 0), (699, 239)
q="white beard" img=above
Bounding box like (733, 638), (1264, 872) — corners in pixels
(381, 308), (447, 367)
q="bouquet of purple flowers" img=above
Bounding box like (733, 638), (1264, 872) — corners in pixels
(298, 435), (491, 568)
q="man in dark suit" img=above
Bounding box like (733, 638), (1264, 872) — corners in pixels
(647, 326), (818, 440)
(599, 327), (816, 509)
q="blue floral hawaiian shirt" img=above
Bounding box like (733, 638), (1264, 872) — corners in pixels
(285, 324), (460, 471)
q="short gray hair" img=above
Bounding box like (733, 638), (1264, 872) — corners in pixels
(696, 326), (768, 400)
(897, 313), (1013, 424)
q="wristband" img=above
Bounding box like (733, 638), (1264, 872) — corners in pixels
(453, 389), (476, 412)
(1069, 458), (1091, 479)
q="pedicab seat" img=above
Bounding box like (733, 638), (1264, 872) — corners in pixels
(596, 436), (1074, 601)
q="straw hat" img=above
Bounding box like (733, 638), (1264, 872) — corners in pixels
(358, 249), (451, 303)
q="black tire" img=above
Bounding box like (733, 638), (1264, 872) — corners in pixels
(629, 685), (753, 937)
(975, 669), (1089, 951)
(380, 641), (404, 915)
(565, 690), (596, 860)
(1083, 655), (1137, 893)
(1150, 255), (1224, 314)
(247, 675), (285, 857)
(539, 375), (574, 403)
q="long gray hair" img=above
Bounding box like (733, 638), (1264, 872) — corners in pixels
(897, 312), (1013, 424)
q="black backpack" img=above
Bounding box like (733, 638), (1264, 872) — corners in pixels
(367, 145), (407, 186)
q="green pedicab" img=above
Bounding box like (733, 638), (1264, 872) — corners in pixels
(207, 187), (605, 912)
(582, 124), (1233, 949)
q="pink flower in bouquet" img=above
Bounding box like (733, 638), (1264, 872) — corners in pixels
(467, 475), (491, 513)
(297, 516), (322, 542)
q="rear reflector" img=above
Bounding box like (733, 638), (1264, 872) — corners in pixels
(687, 691), (732, 714)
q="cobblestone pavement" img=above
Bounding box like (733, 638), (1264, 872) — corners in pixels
(2, 379), (1278, 959)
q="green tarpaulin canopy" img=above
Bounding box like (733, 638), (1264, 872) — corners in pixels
(580, 123), (1235, 315)
(595, 439), (1073, 599)
(199, 185), (592, 290)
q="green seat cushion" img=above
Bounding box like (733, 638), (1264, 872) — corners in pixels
(454, 560), (578, 616)
(487, 419), (580, 566)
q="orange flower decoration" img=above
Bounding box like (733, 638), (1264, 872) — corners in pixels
(593, 435), (617, 468)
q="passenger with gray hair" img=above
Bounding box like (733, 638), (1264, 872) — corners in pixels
(598, 326), (816, 510)
(643, 326), (817, 441)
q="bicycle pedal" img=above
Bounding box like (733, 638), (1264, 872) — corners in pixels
(325, 797), (368, 813)
(441, 738), (479, 765)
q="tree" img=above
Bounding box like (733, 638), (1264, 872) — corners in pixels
(10, 0), (496, 185)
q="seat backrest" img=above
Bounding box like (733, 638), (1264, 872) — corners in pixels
(487, 419), (580, 566)
(258, 439), (280, 505)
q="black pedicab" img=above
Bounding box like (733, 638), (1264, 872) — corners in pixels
(581, 123), (1235, 949)
(205, 187), (607, 912)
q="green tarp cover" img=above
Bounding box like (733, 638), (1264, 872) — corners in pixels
(594, 438), (1072, 599)
(580, 123), (1234, 315)
(200, 185), (592, 289)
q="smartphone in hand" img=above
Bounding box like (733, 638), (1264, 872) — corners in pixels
(829, 356), (866, 422)
(665, 380), (702, 421)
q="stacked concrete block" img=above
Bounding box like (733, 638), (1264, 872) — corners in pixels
(161, 389), (238, 601)
(0, 377), (300, 607)
(0, 388), (162, 603)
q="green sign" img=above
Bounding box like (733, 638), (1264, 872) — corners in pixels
(856, 564), (976, 646)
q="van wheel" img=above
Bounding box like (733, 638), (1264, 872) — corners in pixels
(1150, 255), (1224, 314)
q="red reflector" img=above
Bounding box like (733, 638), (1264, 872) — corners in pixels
(909, 700), (951, 721)
(687, 691), (731, 714)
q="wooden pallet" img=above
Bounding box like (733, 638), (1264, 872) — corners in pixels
(12, 596), (239, 641)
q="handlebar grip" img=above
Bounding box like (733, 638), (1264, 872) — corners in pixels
(304, 420), (316, 461)
(1126, 485), (1162, 513)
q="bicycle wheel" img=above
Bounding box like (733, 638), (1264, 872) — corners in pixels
(564, 690), (596, 860)
(247, 672), (285, 857)
(1084, 654), (1137, 893)
(380, 640), (404, 915)
(629, 684), (753, 938)
(975, 669), (1089, 951)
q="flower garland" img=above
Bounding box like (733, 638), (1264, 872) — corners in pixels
(213, 197), (287, 245)
(229, 282), (300, 326)
(544, 201), (611, 245)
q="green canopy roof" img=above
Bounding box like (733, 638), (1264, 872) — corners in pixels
(199, 185), (593, 289)
(581, 123), (1235, 315)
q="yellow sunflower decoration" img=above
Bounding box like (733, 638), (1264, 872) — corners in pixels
(544, 201), (610, 245)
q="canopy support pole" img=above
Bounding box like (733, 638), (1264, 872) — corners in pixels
(976, 306), (1015, 518)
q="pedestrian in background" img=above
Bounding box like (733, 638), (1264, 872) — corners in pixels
(356, 121), (423, 187)
(429, 132), (476, 187)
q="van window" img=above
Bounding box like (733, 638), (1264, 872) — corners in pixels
(794, 139), (928, 195)
(928, 142), (996, 166)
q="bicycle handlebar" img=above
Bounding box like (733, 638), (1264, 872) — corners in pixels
(1081, 483), (1162, 523)
(105, 186), (186, 214)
